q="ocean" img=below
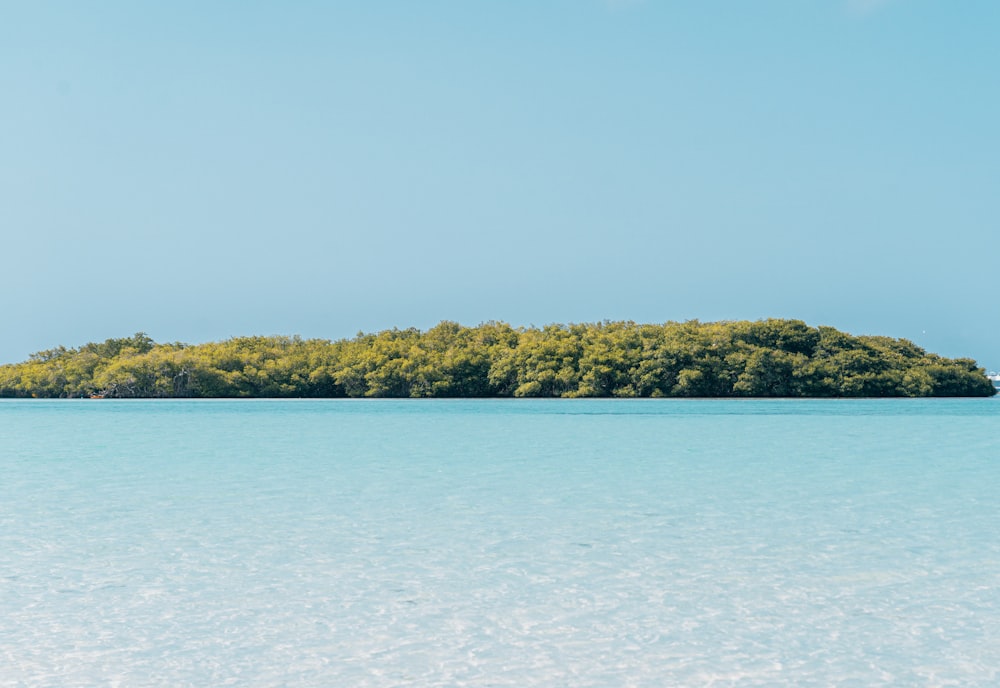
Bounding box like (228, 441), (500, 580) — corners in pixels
(2, 398), (999, 686)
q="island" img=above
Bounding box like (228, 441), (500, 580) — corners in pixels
(0, 320), (995, 398)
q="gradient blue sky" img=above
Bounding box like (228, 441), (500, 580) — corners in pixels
(3, 1), (998, 366)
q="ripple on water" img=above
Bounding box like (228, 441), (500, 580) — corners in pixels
(1, 398), (999, 686)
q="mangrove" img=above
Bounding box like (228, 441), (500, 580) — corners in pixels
(0, 320), (994, 398)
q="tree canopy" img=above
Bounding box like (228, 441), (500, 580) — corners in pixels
(0, 320), (994, 398)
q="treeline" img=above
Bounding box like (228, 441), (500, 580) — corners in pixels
(0, 320), (994, 398)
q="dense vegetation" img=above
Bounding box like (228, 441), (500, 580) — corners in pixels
(0, 320), (994, 398)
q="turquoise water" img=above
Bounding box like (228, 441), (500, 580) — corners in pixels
(2, 398), (999, 686)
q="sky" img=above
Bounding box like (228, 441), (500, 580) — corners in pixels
(2, 1), (998, 367)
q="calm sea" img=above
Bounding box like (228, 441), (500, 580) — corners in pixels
(2, 399), (999, 686)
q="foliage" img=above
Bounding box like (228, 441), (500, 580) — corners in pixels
(0, 320), (994, 398)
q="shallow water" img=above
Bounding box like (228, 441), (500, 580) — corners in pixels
(2, 398), (999, 686)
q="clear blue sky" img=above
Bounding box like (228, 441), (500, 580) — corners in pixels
(3, 1), (998, 367)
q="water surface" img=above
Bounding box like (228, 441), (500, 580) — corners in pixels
(2, 399), (999, 686)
